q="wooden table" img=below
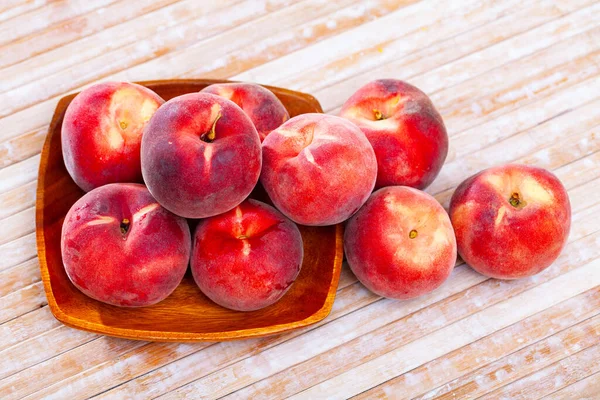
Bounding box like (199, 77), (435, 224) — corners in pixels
(1, 1), (599, 398)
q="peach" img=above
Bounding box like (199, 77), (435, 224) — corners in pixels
(62, 82), (164, 192)
(61, 183), (191, 307)
(201, 82), (289, 142)
(449, 164), (571, 279)
(261, 113), (377, 226)
(141, 93), (262, 218)
(191, 199), (303, 311)
(339, 79), (448, 189)
(345, 186), (457, 300)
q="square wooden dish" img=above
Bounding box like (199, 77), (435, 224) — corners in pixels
(36, 79), (343, 342)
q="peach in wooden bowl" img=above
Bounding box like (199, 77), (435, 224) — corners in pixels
(36, 79), (343, 342)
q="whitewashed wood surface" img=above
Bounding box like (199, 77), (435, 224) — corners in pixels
(1, 0), (600, 399)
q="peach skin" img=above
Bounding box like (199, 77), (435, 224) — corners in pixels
(450, 164), (571, 279)
(191, 199), (303, 311)
(141, 93), (262, 219)
(345, 186), (457, 300)
(61, 82), (164, 192)
(201, 82), (289, 142)
(340, 79), (447, 190)
(61, 183), (191, 307)
(260, 113), (377, 226)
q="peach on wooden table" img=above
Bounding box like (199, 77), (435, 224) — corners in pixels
(339, 79), (448, 190)
(61, 183), (191, 307)
(261, 113), (377, 226)
(450, 164), (571, 279)
(141, 93), (262, 219)
(61, 82), (164, 192)
(201, 82), (289, 142)
(191, 199), (303, 312)
(344, 186), (457, 300)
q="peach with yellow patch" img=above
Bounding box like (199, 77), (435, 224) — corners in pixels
(61, 183), (191, 307)
(344, 186), (457, 300)
(339, 79), (448, 190)
(449, 164), (571, 279)
(141, 93), (262, 218)
(201, 82), (289, 142)
(62, 82), (164, 192)
(261, 113), (377, 226)
(191, 199), (303, 311)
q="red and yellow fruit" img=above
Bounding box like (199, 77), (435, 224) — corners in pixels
(201, 82), (289, 142)
(141, 92), (262, 219)
(449, 164), (571, 279)
(191, 199), (303, 311)
(261, 113), (377, 226)
(61, 183), (191, 307)
(345, 186), (457, 300)
(340, 79), (447, 190)
(62, 82), (164, 192)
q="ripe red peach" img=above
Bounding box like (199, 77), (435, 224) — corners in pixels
(61, 183), (191, 307)
(141, 93), (261, 218)
(339, 79), (448, 190)
(449, 164), (571, 279)
(345, 186), (457, 300)
(201, 82), (289, 142)
(62, 82), (164, 192)
(191, 199), (303, 311)
(261, 113), (377, 226)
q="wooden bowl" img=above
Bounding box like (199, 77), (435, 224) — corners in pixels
(36, 79), (343, 342)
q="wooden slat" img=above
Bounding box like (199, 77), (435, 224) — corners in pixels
(0, 155), (38, 194)
(0, 325), (96, 382)
(480, 344), (600, 399)
(0, 207), (34, 246)
(0, 233), (36, 272)
(0, 0), (241, 91)
(0, 258), (40, 297)
(0, 0), (183, 70)
(0, 0), (118, 48)
(181, 0), (506, 83)
(0, 180), (36, 220)
(0, 127), (45, 169)
(356, 288), (600, 399)
(429, 314), (600, 399)
(0, 0), (50, 24)
(3, 263), (365, 399)
(0, 281), (46, 325)
(226, 278), (600, 399)
(16, 279), (384, 399)
(543, 371), (600, 399)
(1, 337), (147, 400)
(429, 100), (600, 195)
(0, 307), (61, 353)
(254, 0), (594, 97)
(278, 258), (600, 399)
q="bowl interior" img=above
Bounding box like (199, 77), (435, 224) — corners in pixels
(36, 79), (343, 341)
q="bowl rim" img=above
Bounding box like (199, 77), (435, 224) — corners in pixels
(35, 79), (343, 341)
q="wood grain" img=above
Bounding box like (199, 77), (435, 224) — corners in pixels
(1, 0), (599, 398)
